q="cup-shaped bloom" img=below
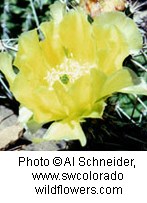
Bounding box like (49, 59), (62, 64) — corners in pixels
(0, 4), (145, 146)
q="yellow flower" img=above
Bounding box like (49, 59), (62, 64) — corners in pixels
(0, 2), (145, 146)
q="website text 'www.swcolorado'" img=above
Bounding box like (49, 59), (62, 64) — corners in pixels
(32, 171), (123, 195)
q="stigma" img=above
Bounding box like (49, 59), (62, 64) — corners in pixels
(44, 55), (96, 90)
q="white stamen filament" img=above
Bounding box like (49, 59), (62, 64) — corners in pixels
(44, 56), (96, 90)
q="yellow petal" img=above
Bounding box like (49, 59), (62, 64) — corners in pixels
(101, 69), (134, 98)
(43, 120), (87, 146)
(40, 21), (65, 67)
(13, 72), (65, 123)
(82, 100), (106, 119)
(59, 9), (96, 63)
(49, 1), (66, 23)
(68, 69), (106, 118)
(68, 74), (92, 116)
(53, 81), (76, 116)
(11, 72), (52, 123)
(90, 68), (107, 101)
(120, 78), (147, 95)
(12, 72), (40, 109)
(94, 11), (142, 54)
(93, 23), (129, 75)
(32, 86), (66, 123)
(14, 30), (48, 87)
(0, 52), (16, 87)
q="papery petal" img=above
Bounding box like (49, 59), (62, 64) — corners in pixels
(18, 106), (42, 133)
(18, 106), (33, 124)
(68, 74), (92, 117)
(12, 74), (65, 123)
(94, 12), (143, 54)
(32, 86), (66, 123)
(101, 69), (134, 98)
(0, 52), (16, 87)
(14, 30), (46, 78)
(90, 68), (107, 101)
(67, 68), (106, 119)
(49, 1), (66, 24)
(53, 81), (76, 116)
(120, 78), (147, 95)
(11, 72), (42, 111)
(59, 9), (96, 63)
(43, 120), (87, 146)
(93, 24), (129, 75)
(11, 72), (52, 123)
(83, 100), (106, 119)
(40, 21), (65, 67)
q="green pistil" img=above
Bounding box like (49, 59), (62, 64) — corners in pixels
(60, 74), (69, 85)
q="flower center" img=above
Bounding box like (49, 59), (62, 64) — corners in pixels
(44, 56), (96, 90)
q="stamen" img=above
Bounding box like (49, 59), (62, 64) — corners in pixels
(44, 56), (96, 90)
